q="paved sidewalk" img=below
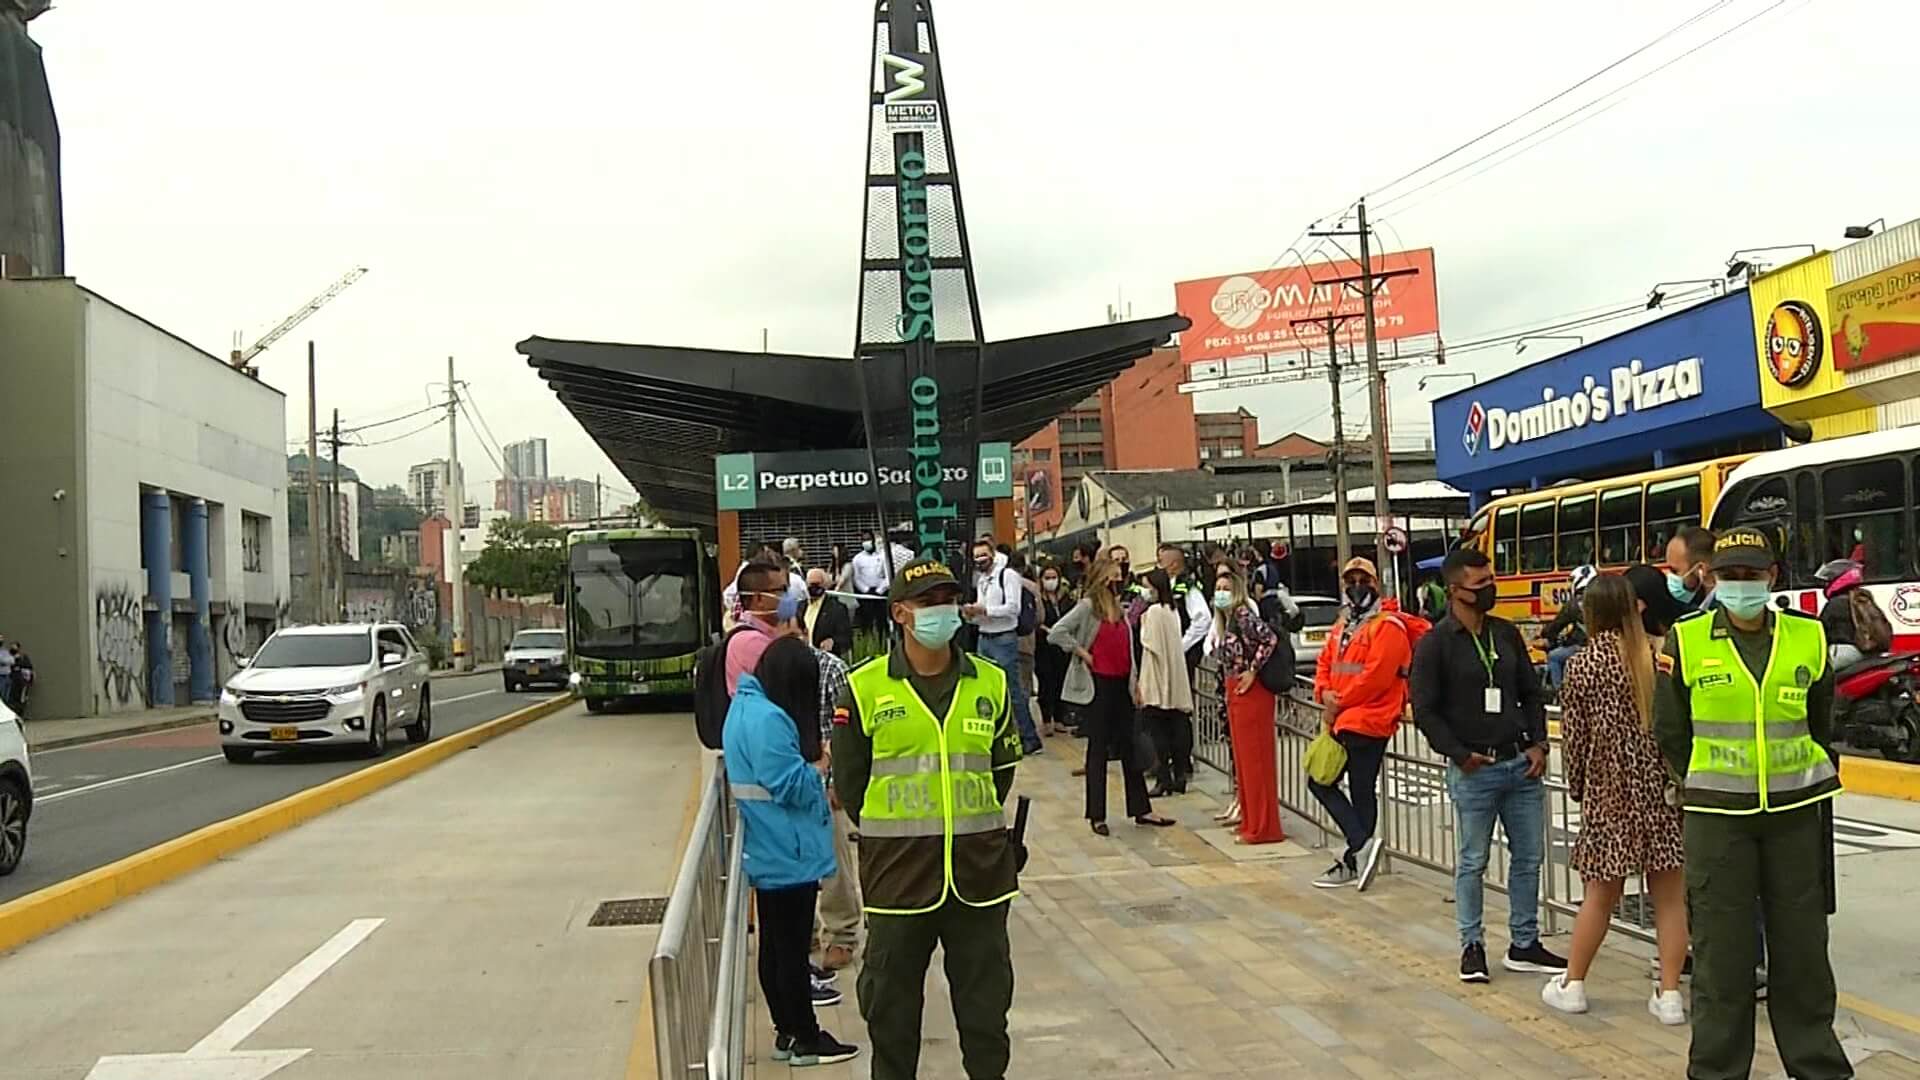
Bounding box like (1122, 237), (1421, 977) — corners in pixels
(763, 743), (1920, 1079)
(22, 703), (214, 750)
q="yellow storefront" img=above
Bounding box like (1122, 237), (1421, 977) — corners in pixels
(1750, 219), (1920, 437)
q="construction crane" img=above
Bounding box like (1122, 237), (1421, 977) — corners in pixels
(229, 267), (369, 374)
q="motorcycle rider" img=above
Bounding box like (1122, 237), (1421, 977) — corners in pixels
(1814, 559), (1891, 672)
(1538, 565), (1599, 689)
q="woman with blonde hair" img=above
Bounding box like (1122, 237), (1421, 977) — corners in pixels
(1049, 557), (1175, 835)
(1207, 564), (1284, 845)
(1541, 573), (1688, 1025)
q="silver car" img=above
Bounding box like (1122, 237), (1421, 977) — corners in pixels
(503, 628), (568, 692)
(1291, 595), (1344, 674)
(0, 700), (30, 876)
(218, 623), (432, 762)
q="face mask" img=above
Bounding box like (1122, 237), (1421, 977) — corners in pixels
(862, 540), (875, 553)
(1344, 583), (1377, 610)
(775, 593), (802, 623)
(909, 603), (963, 648)
(1665, 571), (1696, 603)
(1854, 528), (1864, 543)
(1459, 583), (1497, 613)
(807, 584), (824, 598)
(1042, 577), (1059, 592)
(1213, 589), (1234, 611)
(1115, 561), (1130, 578)
(975, 556), (992, 571)
(1716, 580), (1771, 619)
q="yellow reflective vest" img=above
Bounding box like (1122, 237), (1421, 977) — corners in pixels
(846, 649), (1021, 914)
(1672, 608), (1841, 815)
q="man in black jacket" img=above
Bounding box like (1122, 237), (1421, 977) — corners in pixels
(1411, 547), (1566, 984)
(805, 568), (854, 660)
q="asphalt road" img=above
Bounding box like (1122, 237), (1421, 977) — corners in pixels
(2, 671), (558, 904)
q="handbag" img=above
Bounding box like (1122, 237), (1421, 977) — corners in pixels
(1304, 725), (1348, 785)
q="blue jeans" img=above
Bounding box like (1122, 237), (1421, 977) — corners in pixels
(978, 632), (1040, 751)
(1546, 644), (1580, 689)
(1447, 755), (1546, 949)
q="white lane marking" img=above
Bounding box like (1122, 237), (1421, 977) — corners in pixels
(37, 721), (216, 755)
(189, 918), (385, 1055)
(40, 755), (225, 803)
(437, 689), (500, 705)
(85, 918), (384, 1079)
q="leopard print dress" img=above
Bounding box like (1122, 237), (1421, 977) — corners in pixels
(1560, 631), (1685, 882)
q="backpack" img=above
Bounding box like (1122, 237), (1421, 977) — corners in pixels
(693, 625), (757, 750)
(1011, 571), (1038, 636)
(1849, 588), (1893, 655)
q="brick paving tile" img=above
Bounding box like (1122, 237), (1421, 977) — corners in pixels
(742, 745), (1920, 1079)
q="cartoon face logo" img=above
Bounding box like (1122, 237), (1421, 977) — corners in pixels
(1462, 402), (1486, 456)
(1765, 301), (1824, 388)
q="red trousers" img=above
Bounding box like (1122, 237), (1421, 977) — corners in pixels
(1228, 678), (1285, 844)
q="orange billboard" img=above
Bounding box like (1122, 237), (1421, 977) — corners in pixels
(1828, 256), (1920, 372)
(1174, 248), (1439, 366)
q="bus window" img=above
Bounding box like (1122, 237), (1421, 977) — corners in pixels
(1598, 486), (1642, 566)
(1727, 475), (1789, 524)
(1793, 471), (1820, 587)
(1823, 457), (1909, 582)
(1493, 506), (1519, 575)
(1557, 494), (1596, 569)
(1460, 510), (1489, 551)
(1520, 502), (1555, 573)
(1644, 476), (1702, 563)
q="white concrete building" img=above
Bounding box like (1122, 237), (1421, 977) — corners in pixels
(0, 278), (290, 716)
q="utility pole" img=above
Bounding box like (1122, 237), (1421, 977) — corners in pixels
(1291, 312), (1362, 567)
(446, 357), (469, 671)
(329, 408), (344, 620)
(305, 343), (323, 623)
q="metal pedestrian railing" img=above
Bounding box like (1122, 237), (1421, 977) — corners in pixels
(650, 761), (755, 1078)
(1192, 654), (1657, 945)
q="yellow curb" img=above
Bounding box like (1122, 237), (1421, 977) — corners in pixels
(0, 694), (575, 956)
(1546, 718), (1920, 803)
(1839, 991), (1920, 1039)
(626, 756), (707, 1080)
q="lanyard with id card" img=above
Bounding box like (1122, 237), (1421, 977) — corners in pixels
(1473, 629), (1502, 716)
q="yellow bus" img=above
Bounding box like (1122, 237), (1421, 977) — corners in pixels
(1458, 455), (1754, 637)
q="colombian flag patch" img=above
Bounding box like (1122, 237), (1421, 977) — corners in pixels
(831, 706), (852, 726)
(1656, 652), (1674, 676)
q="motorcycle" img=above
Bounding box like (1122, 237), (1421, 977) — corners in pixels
(1834, 651), (1920, 764)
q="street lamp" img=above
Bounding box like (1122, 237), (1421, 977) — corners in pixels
(1844, 218), (1887, 240)
(1726, 244), (1817, 281)
(1515, 335), (1583, 356)
(1647, 279), (1725, 310)
(1418, 371), (1478, 392)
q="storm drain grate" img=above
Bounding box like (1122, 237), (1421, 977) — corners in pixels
(1108, 898), (1222, 928)
(589, 897), (670, 927)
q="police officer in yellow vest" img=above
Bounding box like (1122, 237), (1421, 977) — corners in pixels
(831, 557), (1023, 1080)
(1653, 527), (1850, 1080)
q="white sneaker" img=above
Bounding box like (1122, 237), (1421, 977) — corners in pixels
(1541, 974), (1589, 1014)
(1355, 836), (1385, 892)
(1648, 989), (1686, 1026)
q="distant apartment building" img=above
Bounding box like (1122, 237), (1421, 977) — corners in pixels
(407, 458), (463, 515)
(497, 437), (551, 519)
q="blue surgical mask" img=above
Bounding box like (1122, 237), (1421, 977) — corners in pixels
(1665, 571), (1695, 603)
(1715, 580), (1771, 619)
(909, 604), (963, 648)
(1212, 589), (1234, 611)
(862, 540), (875, 553)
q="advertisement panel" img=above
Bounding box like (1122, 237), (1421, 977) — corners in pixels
(1432, 292), (1771, 492)
(1173, 249), (1439, 366)
(715, 443), (1012, 512)
(1828, 255), (1920, 371)
(1745, 251), (1872, 427)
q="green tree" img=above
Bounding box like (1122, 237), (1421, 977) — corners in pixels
(464, 519), (568, 598)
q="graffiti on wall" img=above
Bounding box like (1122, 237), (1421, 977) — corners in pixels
(405, 578), (439, 631)
(344, 589), (395, 626)
(95, 583), (148, 707)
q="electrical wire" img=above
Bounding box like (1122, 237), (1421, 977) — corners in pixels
(455, 398), (510, 480)
(348, 415), (446, 448)
(1363, 0), (1734, 205)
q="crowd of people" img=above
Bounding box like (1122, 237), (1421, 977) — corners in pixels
(0, 635), (32, 716)
(709, 523), (1860, 1080)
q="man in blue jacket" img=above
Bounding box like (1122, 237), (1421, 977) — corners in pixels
(723, 637), (861, 1067)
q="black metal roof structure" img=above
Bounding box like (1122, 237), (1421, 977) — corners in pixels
(520, 312), (1186, 527)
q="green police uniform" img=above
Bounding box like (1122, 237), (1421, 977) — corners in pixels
(832, 560), (1023, 1080)
(1652, 528), (1850, 1080)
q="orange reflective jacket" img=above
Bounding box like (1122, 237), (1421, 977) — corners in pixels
(1312, 608), (1414, 739)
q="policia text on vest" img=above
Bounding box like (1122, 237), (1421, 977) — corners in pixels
(831, 553), (1023, 1080)
(1653, 581), (1851, 1080)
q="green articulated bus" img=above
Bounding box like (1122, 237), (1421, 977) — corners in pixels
(565, 527), (718, 711)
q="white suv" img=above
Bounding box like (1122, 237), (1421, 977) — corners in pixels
(219, 623), (433, 763)
(0, 700), (30, 876)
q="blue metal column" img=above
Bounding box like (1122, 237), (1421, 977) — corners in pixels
(1653, 448), (1671, 469)
(185, 498), (214, 702)
(140, 490), (175, 707)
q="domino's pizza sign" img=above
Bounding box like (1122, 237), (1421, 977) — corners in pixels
(1462, 401), (1485, 456)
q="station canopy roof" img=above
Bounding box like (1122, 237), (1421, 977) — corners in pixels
(520, 313), (1187, 527)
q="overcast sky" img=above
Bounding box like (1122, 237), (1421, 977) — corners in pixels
(34, 0), (1917, 497)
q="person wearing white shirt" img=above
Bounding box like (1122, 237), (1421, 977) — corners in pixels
(964, 537), (1041, 753)
(1155, 543), (1215, 677)
(723, 541), (807, 614)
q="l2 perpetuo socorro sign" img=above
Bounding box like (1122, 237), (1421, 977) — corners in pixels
(1469, 356), (1704, 455)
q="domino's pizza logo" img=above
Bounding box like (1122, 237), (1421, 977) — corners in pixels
(1463, 402), (1485, 456)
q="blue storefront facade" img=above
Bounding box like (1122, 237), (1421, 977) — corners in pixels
(1432, 291), (1787, 506)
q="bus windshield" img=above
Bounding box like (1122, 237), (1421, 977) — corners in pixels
(569, 538), (703, 659)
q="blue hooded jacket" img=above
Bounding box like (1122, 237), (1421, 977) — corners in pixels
(722, 674), (837, 891)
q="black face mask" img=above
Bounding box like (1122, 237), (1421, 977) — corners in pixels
(807, 584), (825, 598)
(1344, 583), (1377, 610)
(975, 557), (992, 572)
(1459, 583), (1497, 613)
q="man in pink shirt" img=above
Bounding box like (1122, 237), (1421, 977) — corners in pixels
(725, 559), (789, 696)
